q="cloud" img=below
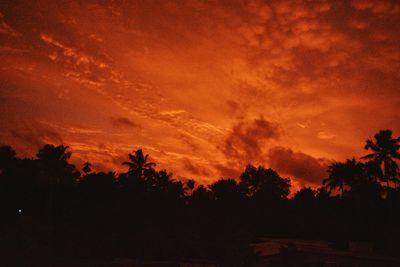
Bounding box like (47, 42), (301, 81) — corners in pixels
(159, 110), (186, 116)
(220, 116), (280, 164)
(352, 0), (400, 14)
(39, 32), (134, 99)
(246, 0), (272, 23)
(351, 0), (375, 10)
(1, 121), (64, 156)
(0, 12), (21, 37)
(110, 116), (138, 129)
(182, 158), (211, 177)
(213, 163), (241, 179)
(268, 147), (329, 186)
(317, 131), (335, 140)
(349, 20), (369, 30)
(40, 33), (107, 69)
(177, 132), (199, 152)
(351, 0), (398, 14)
(0, 0), (399, 187)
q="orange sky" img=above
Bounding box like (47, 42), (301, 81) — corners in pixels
(0, 0), (399, 188)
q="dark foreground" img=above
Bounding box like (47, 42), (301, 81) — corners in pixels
(1, 130), (400, 266)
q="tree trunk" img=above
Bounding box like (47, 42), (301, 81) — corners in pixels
(384, 160), (390, 190)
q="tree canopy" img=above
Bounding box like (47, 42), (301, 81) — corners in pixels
(0, 129), (399, 265)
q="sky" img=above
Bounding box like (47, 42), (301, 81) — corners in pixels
(1, 0), (399, 189)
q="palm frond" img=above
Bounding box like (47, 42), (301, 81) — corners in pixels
(361, 153), (378, 160)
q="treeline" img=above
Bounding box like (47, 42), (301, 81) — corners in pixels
(0, 130), (399, 265)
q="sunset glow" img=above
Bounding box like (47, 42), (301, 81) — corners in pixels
(1, 0), (399, 188)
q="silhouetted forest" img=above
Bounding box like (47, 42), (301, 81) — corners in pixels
(0, 130), (399, 266)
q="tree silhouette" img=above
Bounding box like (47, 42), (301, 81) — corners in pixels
(323, 162), (345, 196)
(209, 179), (242, 202)
(36, 144), (79, 186)
(323, 159), (362, 196)
(361, 130), (400, 189)
(0, 145), (16, 167)
(0, 145), (17, 178)
(185, 179), (196, 194)
(122, 149), (156, 177)
(190, 184), (213, 207)
(315, 186), (330, 200)
(82, 162), (92, 174)
(293, 187), (316, 204)
(239, 164), (291, 200)
(37, 144), (71, 163)
(1, 129), (400, 264)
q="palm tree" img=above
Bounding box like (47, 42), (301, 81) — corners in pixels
(323, 158), (362, 196)
(122, 149), (156, 177)
(361, 130), (400, 189)
(323, 162), (346, 196)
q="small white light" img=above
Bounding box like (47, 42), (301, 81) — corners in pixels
(18, 209), (22, 213)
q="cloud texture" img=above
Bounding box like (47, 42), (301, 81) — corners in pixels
(1, 0), (399, 188)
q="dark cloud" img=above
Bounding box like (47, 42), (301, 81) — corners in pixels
(221, 116), (279, 163)
(111, 149), (132, 166)
(182, 158), (211, 177)
(226, 100), (245, 120)
(0, 12), (21, 37)
(268, 146), (329, 186)
(98, 143), (107, 149)
(110, 116), (138, 129)
(0, 120), (64, 158)
(178, 133), (199, 152)
(213, 163), (241, 179)
(10, 122), (63, 148)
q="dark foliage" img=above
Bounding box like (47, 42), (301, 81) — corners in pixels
(0, 130), (399, 266)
